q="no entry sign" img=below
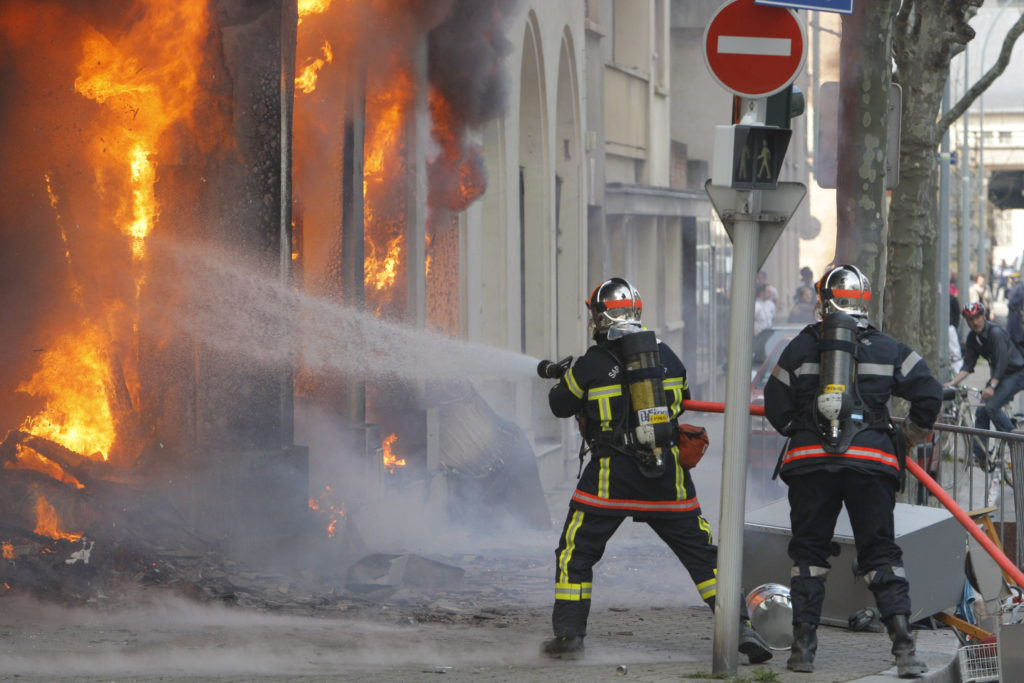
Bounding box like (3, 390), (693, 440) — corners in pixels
(703, 0), (807, 98)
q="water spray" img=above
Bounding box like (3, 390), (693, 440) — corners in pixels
(154, 241), (542, 383)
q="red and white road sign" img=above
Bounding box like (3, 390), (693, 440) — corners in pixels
(703, 0), (807, 98)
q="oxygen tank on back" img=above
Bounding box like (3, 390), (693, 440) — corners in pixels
(619, 329), (674, 476)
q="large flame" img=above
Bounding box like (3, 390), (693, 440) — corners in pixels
(73, 1), (209, 262)
(17, 321), (117, 461)
(33, 496), (83, 543)
(362, 64), (415, 313)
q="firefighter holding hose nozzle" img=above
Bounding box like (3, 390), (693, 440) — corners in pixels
(537, 277), (771, 664)
(763, 265), (942, 678)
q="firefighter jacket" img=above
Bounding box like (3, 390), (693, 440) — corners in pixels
(763, 323), (942, 482)
(962, 320), (1024, 382)
(549, 336), (698, 519)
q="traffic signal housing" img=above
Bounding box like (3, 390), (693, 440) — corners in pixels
(711, 124), (792, 190)
(765, 85), (805, 129)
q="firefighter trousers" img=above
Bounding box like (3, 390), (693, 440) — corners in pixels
(787, 470), (911, 624)
(551, 508), (719, 638)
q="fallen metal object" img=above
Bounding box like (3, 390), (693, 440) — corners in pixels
(746, 582), (793, 650)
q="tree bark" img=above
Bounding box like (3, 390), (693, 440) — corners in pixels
(888, 2), (966, 356)
(835, 0), (899, 322)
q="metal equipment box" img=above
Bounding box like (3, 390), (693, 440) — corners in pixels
(743, 500), (966, 626)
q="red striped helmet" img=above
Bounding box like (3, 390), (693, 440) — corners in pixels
(962, 301), (986, 320)
(816, 265), (871, 319)
(586, 277), (642, 336)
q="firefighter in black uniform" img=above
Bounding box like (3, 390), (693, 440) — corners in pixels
(763, 265), (942, 678)
(538, 277), (771, 664)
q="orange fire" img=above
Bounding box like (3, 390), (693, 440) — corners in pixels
(1, 543), (14, 560)
(17, 321), (118, 461)
(33, 496), (83, 543)
(298, 0), (333, 21)
(361, 63), (415, 313)
(309, 485), (345, 538)
(382, 433), (406, 473)
(296, 40), (334, 95)
(6, 449), (84, 491)
(73, 1), (209, 262)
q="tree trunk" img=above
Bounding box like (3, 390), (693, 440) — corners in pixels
(887, 7), (952, 356)
(889, 1), (1021, 371)
(835, 0), (898, 322)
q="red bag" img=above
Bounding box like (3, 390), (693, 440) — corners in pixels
(677, 423), (709, 469)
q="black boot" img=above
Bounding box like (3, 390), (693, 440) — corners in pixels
(787, 622), (817, 673)
(884, 614), (927, 678)
(739, 619), (773, 663)
(542, 635), (585, 659)
(705, 594), (774, 664)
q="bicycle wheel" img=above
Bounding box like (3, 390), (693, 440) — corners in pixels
(958, 407), (982, 476)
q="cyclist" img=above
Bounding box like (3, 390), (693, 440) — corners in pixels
(945, 302), (1024, 469)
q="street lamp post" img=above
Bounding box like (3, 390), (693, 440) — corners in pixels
(978, 6), (1010, 289)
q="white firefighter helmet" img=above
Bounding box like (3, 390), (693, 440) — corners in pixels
(586, 277), (642, 337)
(816, 264), (871, 320)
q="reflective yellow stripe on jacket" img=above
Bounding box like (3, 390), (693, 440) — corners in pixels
(588, 383), (623, 431)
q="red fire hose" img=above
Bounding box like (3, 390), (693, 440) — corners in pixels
(683, 399), (1024, 587)
(683, 399), (765, 416)
(905, 458), (1024, 587)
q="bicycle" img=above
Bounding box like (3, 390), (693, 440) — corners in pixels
(936, 384), (1021, 491)
(933, 385), (981, 490)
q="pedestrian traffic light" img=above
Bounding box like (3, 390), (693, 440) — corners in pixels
(711, 124), (791, 190)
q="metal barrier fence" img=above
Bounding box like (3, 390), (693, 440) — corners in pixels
(911, 421), (1024, 569)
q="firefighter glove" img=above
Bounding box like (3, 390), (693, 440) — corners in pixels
(899, 419), (931, 448)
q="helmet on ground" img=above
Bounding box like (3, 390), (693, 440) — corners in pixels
(586, 277), (642, 337)
(963, 301), (987, 319)
(816, 264), (871, 320)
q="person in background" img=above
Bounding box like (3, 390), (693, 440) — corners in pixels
(788, 285), (816, 324)
(794, 266), (814, 304)
(996, 259), (1011, 300)
(763, 264), (941, 678)
(754, 283), (776, 335)
(946, 302), (1024, 470)
(757, 270), (780, 307)
(539, 277), (772, 665)
(969, 274), (992, 320)
(949, 294), (963, 374)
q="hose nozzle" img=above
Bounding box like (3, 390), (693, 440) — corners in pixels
(537, 356), (572, 379)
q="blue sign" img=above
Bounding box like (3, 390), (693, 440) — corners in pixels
(755, 0), (854, 13)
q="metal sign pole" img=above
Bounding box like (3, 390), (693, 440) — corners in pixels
(711, 192), (761, 675)
(705, 181), (806, 675)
